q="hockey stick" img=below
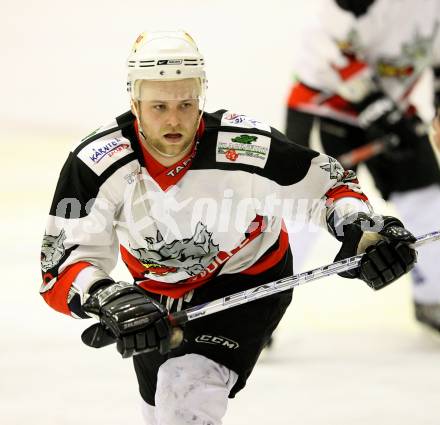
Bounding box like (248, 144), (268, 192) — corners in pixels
(336, 134), (399, 168)
(81, 230), (440, 348)
(168, 230), (440, 326)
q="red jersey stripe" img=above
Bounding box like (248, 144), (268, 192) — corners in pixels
(41, 262), (91, 316)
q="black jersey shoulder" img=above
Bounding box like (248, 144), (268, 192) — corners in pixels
(192, 110), (319, 186)
(49, 111), (140, 218)
(334, 0), (376, 17)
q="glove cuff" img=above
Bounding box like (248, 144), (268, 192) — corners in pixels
(88, 278), (116, 296)
(83, 281), (138, 317)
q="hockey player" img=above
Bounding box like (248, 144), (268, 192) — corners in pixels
(286, 0), (440, 332)
(40, 31), (417, 425)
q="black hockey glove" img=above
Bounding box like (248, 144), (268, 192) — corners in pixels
(355, 92), (423, 159)
(333, 213), (417, 290)
(82, 281), (172, 358)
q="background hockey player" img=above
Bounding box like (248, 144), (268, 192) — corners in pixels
(286, 0), (440, 331)
(40, 30), (417, 425)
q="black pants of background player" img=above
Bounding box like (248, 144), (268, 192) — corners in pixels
(285, 107), (440, 306)
(133, 248), (293, 406)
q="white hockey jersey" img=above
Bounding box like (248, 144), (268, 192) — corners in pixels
(288, 0), (440, 123)
(40, 110), (370, 317)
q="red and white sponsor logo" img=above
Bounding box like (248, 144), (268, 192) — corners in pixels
(225, 149), (238, 161)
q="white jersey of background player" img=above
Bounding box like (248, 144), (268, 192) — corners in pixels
(286, 0), (440, 331)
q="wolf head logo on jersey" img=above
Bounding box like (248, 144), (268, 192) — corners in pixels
(320, 157), (345, 180)
(40, 229), (79, 294)
(131, 221), (220, 277)
(41, 229), (66, 273)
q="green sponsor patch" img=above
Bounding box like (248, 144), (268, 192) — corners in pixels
(216, 131), (271, 168)
(231, 135), (258, 144)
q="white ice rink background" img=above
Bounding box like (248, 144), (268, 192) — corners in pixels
(1, 1), (440, 424)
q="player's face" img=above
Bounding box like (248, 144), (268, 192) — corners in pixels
(135, 79), (201, 157)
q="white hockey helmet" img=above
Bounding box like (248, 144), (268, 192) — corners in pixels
(127, 30), (207, 101)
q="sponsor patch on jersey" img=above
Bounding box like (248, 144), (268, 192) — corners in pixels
(78, 136), (132, 175)
(216, 132), (271, 168)
(221, 111), (271, 132)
